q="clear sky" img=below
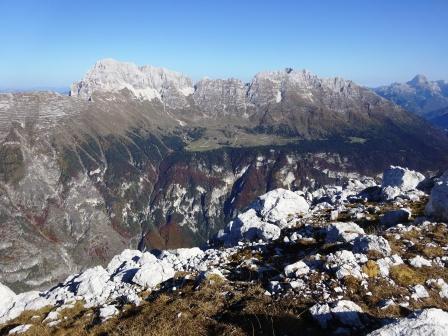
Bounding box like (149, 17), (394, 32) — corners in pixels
(0, 0), (447, 89)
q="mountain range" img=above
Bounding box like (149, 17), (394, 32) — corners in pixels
(1, 59), (448, 291)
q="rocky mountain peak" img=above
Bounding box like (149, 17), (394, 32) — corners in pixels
(408, 74), (429, 86)
(374, 74), (448, 117)
(70, 59), (194, 107)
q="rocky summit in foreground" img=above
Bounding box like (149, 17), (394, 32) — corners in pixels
(1, 165), (448, 335)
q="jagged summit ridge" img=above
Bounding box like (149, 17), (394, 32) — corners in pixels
(71, 59), (366, 112)
(70, 58), (194, 108)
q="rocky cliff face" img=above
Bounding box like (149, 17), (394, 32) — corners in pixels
(1, 60), (448, 291)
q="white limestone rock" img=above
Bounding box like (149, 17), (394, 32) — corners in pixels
(409, 255), (432, 268)
(325, 222), (365, 243)
(426, 171), (448, 221)
(411, 285), (429, 300)
(0, 282), (16, 318)
(132, 261), (175, 289)
(381, 166), (425, 192)
(376, 255), (404, 277)
(216, 208), (281, 246)
(427, 279), (448, 299)
(353, 235), (392, 257)
(106, 249), (143, 274)
(74, 266), (112, 307)
(254, 188), (309, 227)
(8, 324), (32, 335)
(70, 59), (194, 109)
(99, 305), (118, 321)
(330, 300), (364, 327)
(367, 308), (448, 336)
(326, 250), (364, 280)
(284, 261), (310, 278)
(0, 291), (52, 324)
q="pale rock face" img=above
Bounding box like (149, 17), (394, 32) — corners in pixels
(132, 261), (175, 289)
(0, 282), (16, 317)
(0, 291), (51, 324)
(411, 284), (429, 300)
(216, 208), (281, 246)
(325, 222), (365, 243)
(74, 266), (112, 307)
(247, 69), (359, 107)
(284, 261), (310, 278)
(309, 303), (332, 328)
(381, 166), (425, 192)
(99, 305), (118, 321)
(193, 78), (250, 117)
(353, 235), (392, 257)
(106, 249), (143, 274)
(367, 309), (448, 336)
(426, 171), (448, 220)
(70, 59), (194, 108)
(254, 188), (309, 227)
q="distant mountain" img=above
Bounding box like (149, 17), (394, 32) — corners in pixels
(374, 75), (448, 119)
(0, 87), (69, 94)
(1, 59), (448, 291)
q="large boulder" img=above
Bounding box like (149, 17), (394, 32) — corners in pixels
(353, 235), (392, 257)
(132, 261), (175, 289)
(254, 189), (309, 227)
(367, 308), (448, 336)
(381, 166), (425, 200)
(382, 166), (425, 191)
(325, 222), (365, 243)
(216, 208), (281, 246)
(426, 172), (448, 220)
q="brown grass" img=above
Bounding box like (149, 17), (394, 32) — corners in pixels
(389, 265), (426, 287)
(362, 260), (379, 278)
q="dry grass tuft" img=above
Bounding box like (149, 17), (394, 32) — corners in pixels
(389, 265), (425, 287)
(363, 260), (379, 278)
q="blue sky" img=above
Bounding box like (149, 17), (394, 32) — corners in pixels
(0, 0), (447, 89)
